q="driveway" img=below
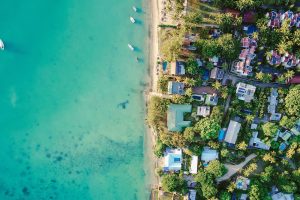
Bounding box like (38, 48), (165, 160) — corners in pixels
(216, 153), (257, 183)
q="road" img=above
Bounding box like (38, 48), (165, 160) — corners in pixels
(216, 153), (257, 183)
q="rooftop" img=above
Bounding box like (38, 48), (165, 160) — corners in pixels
(164, 148), (182, 171)
(167, 104), (192, 132)
(168, 81), (185, 95)
(236, 82), (256, 102)
(225, 120), (241, 145)
(201, 147), (218, 164)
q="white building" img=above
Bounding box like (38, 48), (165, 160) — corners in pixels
(164, 148), (182, 171)
(225, 120), (241, 145)
(201, 147), (218, 166)
(197, 106), (210, 117)
(236, 82), (256, 102)
(190, 156), (198, 174)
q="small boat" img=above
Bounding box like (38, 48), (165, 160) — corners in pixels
(128, 44), (134, 51)
(0, 39), (4, 50)
(132, 6), (137, 12)
(136, 57), (139, 62)
(130, 17), (135, 23)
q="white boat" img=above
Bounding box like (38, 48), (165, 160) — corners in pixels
(0, 39), (4, 50)
(130, 17), (135, 23)
(128, 44), (134, 51)
(132, 6), (137, 12)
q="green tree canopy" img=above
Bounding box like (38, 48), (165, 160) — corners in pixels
(205, 160), (227, 177)
(285, 85), (300, 117)
(185, 58), (199, 75)
(262, 122), (278, 137)
(193, 118), (221, 140)
(161, 173), (188, 195)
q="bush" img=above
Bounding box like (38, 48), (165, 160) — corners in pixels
(161, 173), (188, 195)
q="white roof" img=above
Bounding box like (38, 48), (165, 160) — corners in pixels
(197, 106), (210, 117)
(225, 120), (241, 144)
(190, 156), (198, 174)
(240, 194), (248, 200)
(236, 82), (256, 102)
(271, 193), (294, 200)
(189, 190), (197, 200)
(164, 149), (182, 171)
(201, 147), (218, 163)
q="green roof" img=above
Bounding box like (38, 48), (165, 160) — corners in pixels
(167, 104), (192, 132)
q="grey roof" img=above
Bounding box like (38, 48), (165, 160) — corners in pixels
(168, 81), (185, 95)
(225, 120), (241, 144)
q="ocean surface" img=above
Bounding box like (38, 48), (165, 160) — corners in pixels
(0, 0), (149, 199)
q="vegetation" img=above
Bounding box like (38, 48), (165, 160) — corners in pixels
(161, 173), (188, 195)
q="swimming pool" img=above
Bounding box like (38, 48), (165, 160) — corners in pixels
(162, 61), (168, 72)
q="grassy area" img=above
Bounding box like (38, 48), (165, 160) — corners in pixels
(188, 0), (220, 24)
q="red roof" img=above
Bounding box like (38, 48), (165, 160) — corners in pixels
(225, 8), (240, 18)
(243, 11), (256, 23)
(288, 76), (300, 84)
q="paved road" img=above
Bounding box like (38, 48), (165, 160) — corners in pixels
(217, 153), (257, 183)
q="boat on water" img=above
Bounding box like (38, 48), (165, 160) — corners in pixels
(130, 17), (135, 23)
(0, 39), (4, 50)
(128, 44), (134, 51)
(132, 6), (137, 12)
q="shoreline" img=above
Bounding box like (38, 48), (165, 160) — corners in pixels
(144, 0), (160, 196)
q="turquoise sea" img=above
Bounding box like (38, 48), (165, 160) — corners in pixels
(0, 0), (149, 199)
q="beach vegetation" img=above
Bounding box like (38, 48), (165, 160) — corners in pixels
(193, 118), (221, 140)
(161, 173), (188, 195)
(160, 29), (184, 61)
(147, 97), (170, 130)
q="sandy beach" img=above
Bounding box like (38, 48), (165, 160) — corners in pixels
(144, 0), (160, 195)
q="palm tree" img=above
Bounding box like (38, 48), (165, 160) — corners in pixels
(252, 32), (259, 40)
(277, 42), (288, 55)
(284, 70), (295, 81)
(277, 75), (286, 83)
(245, 115), (255, 123)
(212, 81), (221, 90)
(255, 72), (264, 80)
(221, 88), (229, 99)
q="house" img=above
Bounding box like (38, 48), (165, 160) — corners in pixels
(170, 61), (185, 76)
(240, 194), (248, 200)
(279, 130), (292, 141)
(291, 119), (300, 136)
(205, 94), (218, 106)
(190, 155), (198, 174)
(167, 104), (192, 132)
(210, 67), (224, 80)
(201, 147), (218, 166)
(188, 190), (197, 200)
(281, 53), (300, 69)
(236, 176), (250, 190)
(236, 82), (256, 102)
(271, 192), (294, 200)
(209, 56), (219, 66)
(243, 25), (257, 35)
(243, 11), (256, 23)
(168, 81), (185, 95)
(249, 131), (270, 150)
(267, 50), (281, 66)
(251, 123), (258, 130)
(288, 75), (300, 84)
(164, 148), (182, 171)
(225, 8), (240, 18)
(224, 120), (241, 145)
(268, 88), (281, 121)
(197, 106), (210, 117)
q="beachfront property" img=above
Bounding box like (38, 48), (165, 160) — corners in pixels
(163, 148), (182, 171)
(236, 82), (256, 102)
(268, 88), (282, 121)
(210, 67), (224, 80)
(205, 94), (218, 106)
(224, 120), (241, 145)
(201, 147), (218, 166)
(249, 131), (270, 150)
(235, 176), (250, 190)
(190, 155), (198, 174)
(291, 119), (300, 136)
(196, 106), (210, 117)
(167, 81), (185, 95)
(240, 194), (249, 200)
(170, 61), (186, 76)
(167, 104), (192, 132)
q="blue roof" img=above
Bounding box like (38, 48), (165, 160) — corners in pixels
(244, 25), (257, 35)
(202, 69), (209, 81)
(218, 130), (226, 141)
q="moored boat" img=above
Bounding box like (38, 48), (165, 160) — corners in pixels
(0, 39), (4, 50)
(132, 6), (137, 12)
(130, 17), (135, 23)
(128, 44), (134, 51)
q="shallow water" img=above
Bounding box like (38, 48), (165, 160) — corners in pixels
(0, 0), (149, 199)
